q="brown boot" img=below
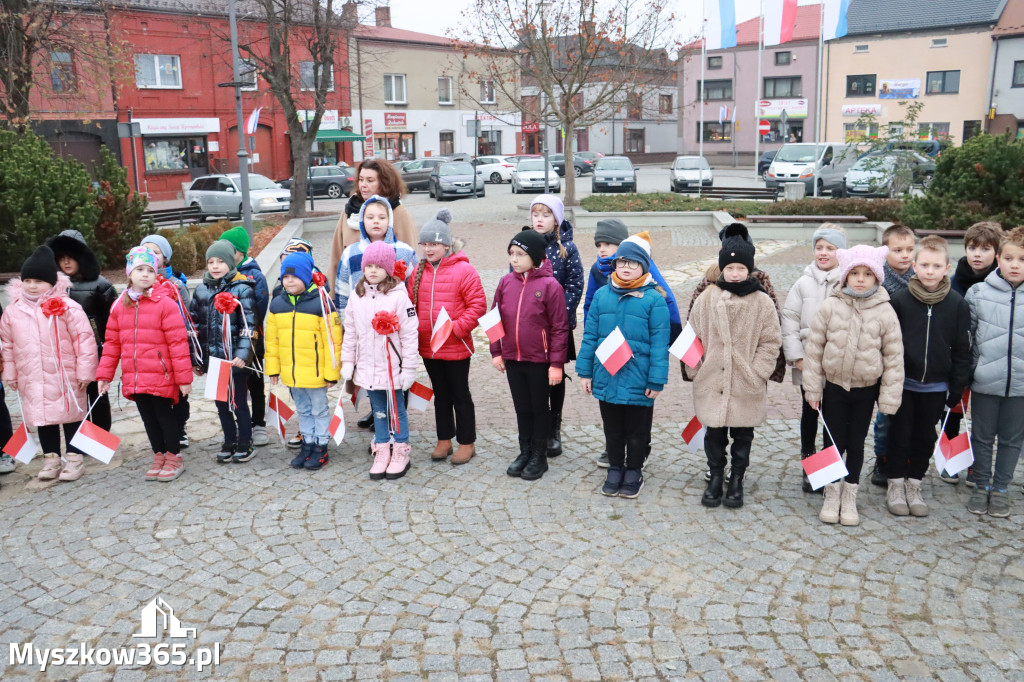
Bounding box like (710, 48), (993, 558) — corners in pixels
(451, 443), (476, 465)
(430, 440), (453, 461)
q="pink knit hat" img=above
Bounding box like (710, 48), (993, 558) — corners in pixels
(838, 244), (888, 285)
(362, 241), (396, 277)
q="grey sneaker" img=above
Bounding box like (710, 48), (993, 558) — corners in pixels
(967, 488), (990, 515)
(988, 490), (1011, 518)
(596, 451), (610, 468)
(0, 453), (15, 473)
(251, 425), (270, 446)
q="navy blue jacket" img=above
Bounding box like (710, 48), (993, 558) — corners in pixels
(189, 273), (257, 371)
(538, 221), (584, 330)
(584, 256), (682, 341)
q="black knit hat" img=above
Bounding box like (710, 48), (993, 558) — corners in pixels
(718, 222), (753, 245)
(719, 236), (755, 272)
(509, 229), (547, 266)
(21, 245), (59, 285)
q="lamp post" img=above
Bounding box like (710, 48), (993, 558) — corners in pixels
(538, 0), (552, 193)
(218, 0), (253, 238)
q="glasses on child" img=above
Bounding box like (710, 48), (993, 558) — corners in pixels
(615, 258), (642, 269)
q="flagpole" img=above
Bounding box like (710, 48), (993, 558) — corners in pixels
(754, 0), (763, 180)
(814, 0), (826, 197)
(699, 0), (706, 198)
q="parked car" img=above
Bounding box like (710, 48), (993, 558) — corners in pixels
(400, 158), (447, 192)
(885, 139), (952, 158)
(888, 150), (936, 186)
(757, 150), (778, 178)
(843, 151), (934, 198)
(185, 173), (290, 219)
(592, 156), (637, 193)
(428, 161), (485, 200)
(472, 155), (517, 184)
(669, 156), (713, 192)
(391, 160), (411, 172)
(277, 165), (355, 199)
(765, 142), (859, 195)
(575, 151), (603, 164)
(549, 153), (594, 177)
(511, 158), (561, 194)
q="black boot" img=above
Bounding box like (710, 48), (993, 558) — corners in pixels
(357, 410), (375, 431)
(521, 445), (548, 481)
(801, 453), (822, 494)
(723, 471), (744, 508)
(547, 412), (562, 457)
(702, 473), (724, 507)
(506, 439), (531, 477)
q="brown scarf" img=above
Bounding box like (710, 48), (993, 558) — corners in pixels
(908, 275), (950, 304)
(610, 272), (652, 290)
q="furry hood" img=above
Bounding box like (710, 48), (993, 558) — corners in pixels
(5, 272), (73, 305)
(45, 230), (101, 281)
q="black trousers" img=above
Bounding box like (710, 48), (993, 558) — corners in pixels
(216, 367), (252, 446)
(173, 391), (190, 435)
(423, 358), (476, 444)
(821, 381), (879, 483)
(799, 387), (819, 455)
(944, 412), (963, 440)
(0, 383), (12, 449)
(705, 426), (754, 475)
(247, 361), (266, 427)
(135, 394), (181, 455)
(886, 389), (946, 480)
(599, 401), (653, 470)
(38, 422), (82, 455)
(505, 360), (551, 452)
(85, 381), (112, 432)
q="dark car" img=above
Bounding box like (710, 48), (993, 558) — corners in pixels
(428, 161), (485, 200)
(400, 157), (447, 192)
(757, 150), (778, 178)
(278, 165), (355, 199)
(592, 156), (637, 193)
(549, 153), (594, 177)
(885, 139), (952, 158)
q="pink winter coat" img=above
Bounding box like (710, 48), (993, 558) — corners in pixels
(341, 282), (419, 391)
(0, 275), (98, 427)
(96, 284), (193, 402)
(406, 245), (487, 361)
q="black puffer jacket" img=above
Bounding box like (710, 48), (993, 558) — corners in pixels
(45, 229), (117, 355)
(189, 272), (257, 371)
(889, 285), (972, 397)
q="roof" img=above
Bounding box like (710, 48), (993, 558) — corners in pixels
(355, 24), (455, 47)
(736, 3), (822, 46)
(994, 0), (1024, 37)
(844, 0), (1007, 36)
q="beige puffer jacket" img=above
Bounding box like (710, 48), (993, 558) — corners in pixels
(802, 286), (904, 415)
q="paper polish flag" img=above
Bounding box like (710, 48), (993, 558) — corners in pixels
(801, 445), (848, 490)
(4, 423), (38, 464)
(595, 327), (632, 376)
(328, 393), (346, 445)
(681, 415), (706, 453)
(478, 306), (505, 343)
(407, 381), (434, 411)
(268, 394), (295, 443)
(431, 307), (453, 353)
(669, 322), (704, 368)
(204, 357), (231, 401)
(70, 420), (121, 465)
(951, 388), (971, 415)
(350, 386), (364, 410)
(934, 431), (974, 476)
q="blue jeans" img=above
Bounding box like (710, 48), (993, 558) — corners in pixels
(216, 367), (252, 446)
(289, 386), (330, 446)
(367, 389), (409, 444)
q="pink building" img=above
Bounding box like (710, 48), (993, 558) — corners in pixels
(677, 5), (823, 162)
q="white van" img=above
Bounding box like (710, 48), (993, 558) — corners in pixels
(765, 142), (860, 196)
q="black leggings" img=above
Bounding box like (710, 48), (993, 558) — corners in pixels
(135, 394), (181, 455)
(173, 391), (190, 435)
(423, 358), (475, 444)
(85, 381), (112, 432)
(0, 384), (12, 449)
(37, 422), (82, 456)
(247, 364), (266, 427)
(799, 387), (819, 456)
(216, 367), (252, 446)
(821, 381), (879, 483)
(599, 401), (653, 470)
(506, 360), (551, 452)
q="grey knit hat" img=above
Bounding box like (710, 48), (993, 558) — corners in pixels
(418, 208), (453, 247)
(812, 224), (847, 250)
(594, 218), (629, 246)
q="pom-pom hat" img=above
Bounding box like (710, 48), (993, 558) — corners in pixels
(838, 244), (888, 285)
(614, 231), (652, 274)
(362, 241), (397, 277)
(418, 208), (453, 246)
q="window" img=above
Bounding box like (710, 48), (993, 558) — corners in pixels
(135, 54), (181, 89)
(763, 76), (801, 98)
(697, 79), (732, 101)
(659, 94), (673, 114)
(627, 92), (642, 120)
(963, 120), (981, 141)
(760, 120), (803, 143)
(926, 70), (959, 94)
(854, 44), (869, 53)
(1013, 61), (1024, 87)
(384, 73), (406, 104)
(625, 128), (645, 153)
(931, 38), (947, 48)
(774, 51), (791, 66)
(300, 62), (333, 91)
(699, 122), (732, 142)
(50, 51), (75, 92)
(144, 137), (207, 172)
(479, 130), (501, 155)
(437, 76), (453, 105)
(480, 79), (496, 104)
(846, 74), (876, 97)
(843, 122), (878, 141)
(240, 61), (258, 91)
(439, 131), (454, 156)
(707, 56), (722, 70)
(918, 122), (950, 140)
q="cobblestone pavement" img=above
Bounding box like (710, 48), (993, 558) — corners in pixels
(2, 200), (1024, 680)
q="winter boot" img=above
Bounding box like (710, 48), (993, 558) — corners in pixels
(431, 440), (453, 461)
(506, 439), (531, 478)
(905, 478), (928, 517)
(304, 443), (329, 471)
(157, 453), (184, 482)
(547, 413), (563, 457)
(521, 445), (548, 481)
(357, 410), (375, 430)
(58, 453), (85, 481)
(369, 442), (391, 480)
(702, 473), (724, 508)
(723, 471), (744, 508)
(839, 481), (860, 526)
(145, 452), (166, 481)
(386, 442), (411, 480)
(290, 440), (313, 469)
(38, 453), (62, 480)
(819, 482), (841, 524)
(451, 443), (476, 465)
(886, 477), (909, 516)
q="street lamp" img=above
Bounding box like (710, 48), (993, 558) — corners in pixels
(538, 0), (552, 193)
(217, 0), (253, 238)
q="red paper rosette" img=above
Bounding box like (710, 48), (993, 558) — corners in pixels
(214, 292), (239, 314)
(392, 260), (407, 281)
(41, 298), (68, 317)
(312, 271), (327, 288)
(371, 310), (400, 336)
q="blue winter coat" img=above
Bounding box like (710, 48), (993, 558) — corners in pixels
(537, 220), (584, 329)
(584, 256), (682, 340)
(576, 280), (670, 407)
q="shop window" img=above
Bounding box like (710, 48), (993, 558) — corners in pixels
(843, 122), (879, 141)
(699, 122), (732, 142)
(846, 74), (876, 97)
(300, 62), (333, 91)
(926, 70), (959, 94)
(918, 122), (950, 140)
(761, 120), (803, 143)
(143, 137), (208, 172)
(697, 79), (732, 101)
(764, 76), (801, 98)
(774, 51), (791, 66)
(438, 76), (453, 105)
(50, 51), (76, 92)
(478, 130), (501, 155)
(135, 54), (181, 89)
(384, 73), (406, 104)
(625, 128), (645, 153)
(480, 79), (496, 104)
(439, 131), (454, 156)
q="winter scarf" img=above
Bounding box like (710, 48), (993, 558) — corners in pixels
(882, 262), (914, 295)
(203, 267), (238, 289)
(346, 193), (401, 219)
(716, 276), (763, 297)
(610, 272), (652, 290)
(908, 275), (951, 305)
(953, 257), (994, 293)
(843, 284), (879, 298)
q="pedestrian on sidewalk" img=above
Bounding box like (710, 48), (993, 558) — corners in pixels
(407, 209), (487, 466)
(97, 247), (193, 482)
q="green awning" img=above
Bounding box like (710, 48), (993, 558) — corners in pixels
(316, 129), (366, 142)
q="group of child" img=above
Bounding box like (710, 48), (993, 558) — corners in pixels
(1, 196), (1022, 522)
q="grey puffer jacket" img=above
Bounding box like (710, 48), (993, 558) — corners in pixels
(781, 263), (841, 385)
(966, 270), (1024, 397)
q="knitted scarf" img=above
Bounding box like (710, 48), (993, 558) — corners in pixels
(610, 272), (651, 290)
(203, 267), (238, 289)
(908, 275), (951, 305)
(715, 275), (763, 297)
(882, 262), (913, 295)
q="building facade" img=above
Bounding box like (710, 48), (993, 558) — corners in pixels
(989, 0), (1024, 138)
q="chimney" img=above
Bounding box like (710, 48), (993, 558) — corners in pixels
(375, 6), (392, 27)
(341, 2), (358, 25)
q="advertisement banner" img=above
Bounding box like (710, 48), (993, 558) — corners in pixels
(842, 103), (883, 117)
(878, 79), (920, 99)
(363, 119), (373, 158)
(756, 98), (808, 119)
(384, 112), (406, 128)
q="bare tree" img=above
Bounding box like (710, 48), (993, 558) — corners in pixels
(458, 0), (675, 206)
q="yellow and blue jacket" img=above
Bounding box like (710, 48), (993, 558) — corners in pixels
(265, 284), (343, 387)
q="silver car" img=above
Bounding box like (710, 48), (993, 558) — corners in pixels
(592, 156), (637, 193)
(511, 159), (561, 194)
(185, 173), (290, 219)
(670, 156), (713, 192)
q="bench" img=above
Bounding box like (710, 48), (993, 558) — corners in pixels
(913, 229), (964, 239)
(746, 215), (869, 224)
(142, 206), (204, 229)
(692, 186), (780, 202)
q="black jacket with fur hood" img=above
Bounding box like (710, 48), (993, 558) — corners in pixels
(45, 229), (117, 354)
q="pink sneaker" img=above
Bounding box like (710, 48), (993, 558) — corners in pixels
(145, 453), (166, 481)
(58, 453), (85, 481)
(157, 453), (184, 482)
(369, 442), (391, 480)
(386, 443), (411, 480)
(38, 453), (62, 480)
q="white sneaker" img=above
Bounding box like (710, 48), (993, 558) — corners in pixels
(0, 453), (15, 473)
(251, 425), (269, 446)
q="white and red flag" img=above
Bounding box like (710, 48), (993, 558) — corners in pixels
(681, 415), (706, 453)
(204, 357), (231, 401)
(478, 306), (505, 343)
(267, 393), (295, 443)
(70, 420), (121, 465)
(950, 388), (971, 415)
(595, 327), (632, 376)
(328, 393), (346, 445)
(407, 381), (434, 411)
(350, 385), (364, 410)
(763, 0), (799, 46)
(669, 322), (704, 368)
(430, 307), (453, 353)
(934, 431), (973, 476)
(3, 423), (37, 464)
(801, 444), (848, 490)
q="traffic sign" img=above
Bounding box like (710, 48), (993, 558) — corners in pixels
(758, 120), (771, 134)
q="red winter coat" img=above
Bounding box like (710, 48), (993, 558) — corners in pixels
(407, 245), (487, 361)
(96, 284), (193, 402)
(489, 260), (569, 368)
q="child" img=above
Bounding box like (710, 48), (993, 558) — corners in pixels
(528, 195), (583, 458)
(340, 242), (419, 480)
(266, 251), (343, 470)
(190, 241), (258, 464)
(491, 229), (569, 481)
(407, 209), (487, 465)
(687, 235), (781, 509)
(803, 245), (904, 526)
(781, 224), (846, 492)
(46, 230), (117, 433)
(577, 233), (670, 499)
(96, 247), (194, 481)
(871, 223), (917, 486)
(0, 246), (98, 481)
(965, 226), (1024, 518)
(220, 226), (271, 447)
(886, 236), (970, 516)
